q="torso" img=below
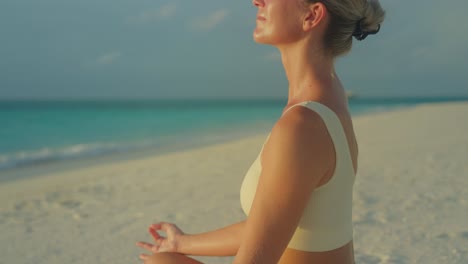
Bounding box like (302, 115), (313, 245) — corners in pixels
(276, 98), (359, 264)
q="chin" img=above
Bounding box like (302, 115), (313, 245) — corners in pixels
(253, 25), (303, 46)
(253, 30), (274, 45)
(253, 35), (266, 44)
(253, 27), (292, 46)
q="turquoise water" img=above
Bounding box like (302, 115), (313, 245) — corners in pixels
(1, 97), (466, 171)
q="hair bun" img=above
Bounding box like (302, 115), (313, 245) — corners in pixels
(352, 17), (381, 41)
(354, 0), (385, 41)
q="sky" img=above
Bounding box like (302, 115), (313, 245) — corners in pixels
(0, 0), (467, 100)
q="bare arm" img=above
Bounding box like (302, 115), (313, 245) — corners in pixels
(233, 108), (332, 263)
(179, 220), (246, 256)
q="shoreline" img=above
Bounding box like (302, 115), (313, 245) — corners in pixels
(0, 132), (269, 202)
(1, 97), (443, 177)
(0, 125), (270, 184)
(0, 101), (431, 184)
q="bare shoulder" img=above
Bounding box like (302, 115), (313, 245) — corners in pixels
(270, 105), (334, 151)
(263, 106), (335, 180)
(277, 105), (330, 135)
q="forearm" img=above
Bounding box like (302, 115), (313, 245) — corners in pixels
(178, 220), (246, 256)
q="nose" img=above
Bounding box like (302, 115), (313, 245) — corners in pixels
(252, 0), (264, 8)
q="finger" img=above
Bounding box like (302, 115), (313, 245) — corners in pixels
(135, 241), (155, 252)
(160, 222), (173, 231)
(139, 253), (151, 260)
(149, 223), (162, 232)
(149, 227), (163, 241)
(151, 222), (171, 232)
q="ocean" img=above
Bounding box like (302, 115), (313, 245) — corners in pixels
(1, 97), (466, 173)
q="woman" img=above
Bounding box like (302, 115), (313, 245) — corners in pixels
(136, 0), (385, 263)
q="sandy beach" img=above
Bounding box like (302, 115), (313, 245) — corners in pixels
(0, 102), (467, 264)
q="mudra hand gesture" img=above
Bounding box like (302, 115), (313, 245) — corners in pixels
(136, 222), (185, 260)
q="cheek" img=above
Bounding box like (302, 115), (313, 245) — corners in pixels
(272, 12), (303, 41)
(274, 2), (303, 29)
(255, 1), (304, 44)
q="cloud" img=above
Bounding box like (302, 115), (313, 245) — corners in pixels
(386, 3), (468, 74)
(408, 14), (468, 71)
(341, 0), (468, 79)
(188, 9), (229, 32)
(96, 52), (122, 65)
(127, 2), (178, 24)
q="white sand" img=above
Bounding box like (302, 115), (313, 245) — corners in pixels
(0, 102), (467, 264)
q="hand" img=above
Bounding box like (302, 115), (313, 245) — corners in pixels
(136, 222), (185, 259)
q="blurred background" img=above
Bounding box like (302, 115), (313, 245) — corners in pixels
(1, 0), (467, 172)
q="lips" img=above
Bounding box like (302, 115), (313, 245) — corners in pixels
(257, 15), (266, 21)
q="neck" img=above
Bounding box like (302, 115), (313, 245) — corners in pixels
(277, 39), (337, 105)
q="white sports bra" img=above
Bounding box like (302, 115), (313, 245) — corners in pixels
(240, 101), (356, 252)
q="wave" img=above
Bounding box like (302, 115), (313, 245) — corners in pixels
(0, 141), (157, 171)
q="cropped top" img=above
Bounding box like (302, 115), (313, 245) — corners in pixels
(239, 101), (356, 252)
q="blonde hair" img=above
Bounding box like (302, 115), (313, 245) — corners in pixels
(306, 0), (386, 58)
